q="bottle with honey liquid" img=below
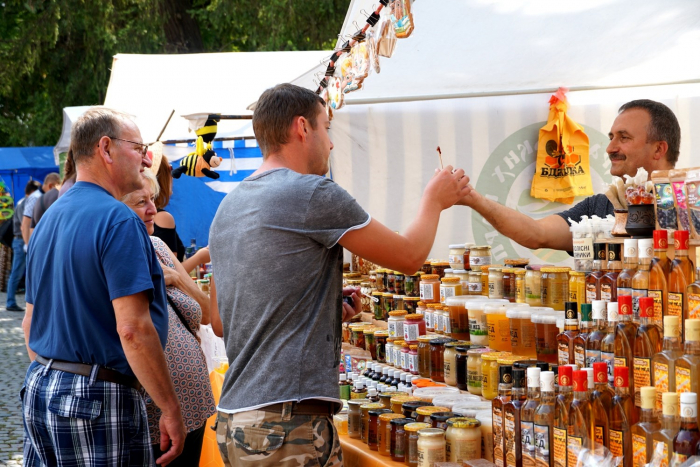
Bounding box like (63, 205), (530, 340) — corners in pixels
(633, 297), (662, 409)
(601, 302), (619, 387)
(617, 239), (639, 320)
(557, 302), (579, 366)
(585, 243), (607, 303)
(567, 370), (594, 466)
(601, 243), (622, 303)
(652, 316), (683, 413)
(649, 231), (671, 328)
(631, 386), (661, 467)
(521, 367), (541, 467)
(504, 368), (527, 467)
(671, 392), (700, 467)
(573, 304), (592, 369)
(610, 366), (633, 467)
(652, 230), (672, 279)
(553, 365), (573, 467)
(668, 230), (696, 340)
(616, 295), (638, 423)
(339, 373), (351, 400)
(675, 319), (700, 418)
(632, 239), (657, 325)
(688, 268), (700, 321)
(586, 300), (607, 368)
(590, 363), (611, 450)
(651, 392), (680, 467)
(493, 365), (514, 467)
(534, 371), (556, 467)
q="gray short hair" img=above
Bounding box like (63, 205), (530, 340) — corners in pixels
(618, 99), (681, 166)
(71, 107), (134, 165)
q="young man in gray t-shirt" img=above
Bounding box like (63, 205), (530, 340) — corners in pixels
(209, 83), (471, 467)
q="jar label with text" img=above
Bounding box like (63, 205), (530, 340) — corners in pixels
(505, 411), (517, 467)
(668, 292), (683, 318)
(521, 421), (535, 467)
(558, 342), (570, 366)
(653, 441), (669, 467)
(585, 284), (597, 304)
(552, 427), (567, 467)
(594, 426), (605, 449)
(471, 256), (491, 267)
(469, 317), (488, 336)
(493, 406), (504, 467)
(574, 343), (586, 369)
(654, 361), (669, 412)
(609, 429), (624, 458)
(534, 424), (550, 466)
(435, 314), (444, 335)
(468, 282), (483, 293)
(418, 446), (445, 466)
(601, 284), (612, 303)
(404, 323), (419, 342)
(444, 316), (452, 334)
(409, 353), (418, 373)
(400, 351), (407, 370)
(676, 366), (691, 394)
(648, 290), (664, 324)
(567, 435), (582, 467)
(632, 433), (647, 467)
(468, 369), (482, 388)
(388, 321), (397, 338)
(689, 293), (700, 319)
(441, 285), (457, 302)
(420, 283), (434, 301)
(586, 349), (601, 368)
(634, 357), (651, 407)
(601, 352), (615, 385)
(424, 311), (433, 330)
(449, 254), (464, 267)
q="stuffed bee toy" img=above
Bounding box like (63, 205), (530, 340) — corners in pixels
(172, 115), (222, 179)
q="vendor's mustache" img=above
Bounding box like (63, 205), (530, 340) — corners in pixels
(608, 153), (626, 160)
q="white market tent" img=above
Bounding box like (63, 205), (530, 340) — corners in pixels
(292, 0), (700, 265)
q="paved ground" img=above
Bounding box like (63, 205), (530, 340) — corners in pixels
(0, 292), (28, 467)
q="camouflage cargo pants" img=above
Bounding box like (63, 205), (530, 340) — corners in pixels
(215, 406), (343, 467)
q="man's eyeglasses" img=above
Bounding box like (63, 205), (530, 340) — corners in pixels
(104, 136), (149, 156)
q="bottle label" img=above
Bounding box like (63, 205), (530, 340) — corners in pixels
(632, 433), (646, 467)
(417, 446), (445, 466)
(648, 290), (664, 325)
(614, 356), (627, 368)
(689, 293), (700, 319)
(585, 284), (597, 304)
(505, 411), (517, 467)
(404, 323), (419, 342)
(552, 427), (567, 467)
(601, 284), (612, 302)
(468, 368), (482, 388)
(419, 282), (434, 301)
(586, 349), (601, 367)
(408, 353), (418, 374)
(601, 352), (615, 385)
(435, 313), (444, 334)
(521, 421), (535, 467)
(594, 425), (605, 449)
(676, 366), (691, 394)
(632, 288), (648, 319)
(388, 321), (397, 337)
(609, 429), (624, 458)
(494, 406), (504, 467)
(558, 342), (570, 365)
(440, 285), (456, 302)
(444, 315), (452, 334)
(339, 384), (350, 400)
(424, 310), (433, 330)
(653, 441), (669, 467)
(574, 343), (586, 368)
(534, 424), (550, 467)
(654, 361), (669, 412)
(633, 357), (651, 407)
(668, 292), (683, 318)
(567, 435), (583, 467)
(469, 317), (488, 336)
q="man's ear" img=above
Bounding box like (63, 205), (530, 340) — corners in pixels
(97, 136), (114, 164)
(654, 140), (669, 161)
(293, 116), (309, 142)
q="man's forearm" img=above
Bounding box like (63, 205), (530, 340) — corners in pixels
(21, 219), (30, 245)
(471, 195), (547, 250)
(22, 304), (37, 361)
(397, 197), (443, 271)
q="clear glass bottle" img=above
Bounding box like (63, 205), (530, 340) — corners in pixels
(534, 371), (556, 467)
(590, 362), (611, 451)
(668, 230), (695, 340)
(521, 367), (541, 467)
(651, 230), (672, 279)
(671, 392), (700, 467)
(573, 303), (592, 369)
(567, 370), (594, 464)
(616, 295), (638, 423)
(493, 365), (514, 467)
(631, 386), (661, 467)
(651, 392), (680, 467)
(633, 297), (662, 409)
(618, 239), (638, 319)
(504, 368), (527, 467)
(652, 316), (683, 413)
(674, 319), (700, 419)
(586, 300), (607, 368)
(557, 302), (579, 366)
(601, 243), (622, 303)
(601, 302), (619, 387)
(553, 365), (572, 467)
(632, 239), (653, 324)
(610, 365), (633, 467)
(585, 243), (606, 303)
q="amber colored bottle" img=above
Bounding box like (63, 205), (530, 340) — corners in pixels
(493, 365), (514, 467)
(616, 295), (638, 423)
(610, 366), (633, 467)
(568, 370), (594, 466)
(671, 392), (700, 466)
(534, 371), (556, 467)
(573, 304), (592, 369)
(651, 230), (671, 328)
(590, 362), (611, 450)
(504, 368), (527, 467)
(668, 230), (696, 341)
(617, 239), (638, 319)
(586, 300), (607, 368)
(632, 239), (655, 325)
(651, 392), (680, 467)
(551, 365), (571, 467)
(521, 367), (541, 467)
(688, 268), (700, 321)
(601, 243), (622, 303)
(652, 230), (672, 278)
(652, 316), (683, 413)
(633, 297), (662, 409)
(557, 302), (579, 366)
(601, 302), (619, 387)
(585, 243), (607, 303)
(631, 386), (661, 467)
(675, 319), (700, 424)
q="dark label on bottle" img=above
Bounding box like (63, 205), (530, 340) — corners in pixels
(558, 342), (570, 365)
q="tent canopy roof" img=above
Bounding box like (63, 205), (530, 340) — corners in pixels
(293, 0), (700, 104)
(0, 147), (58, 172)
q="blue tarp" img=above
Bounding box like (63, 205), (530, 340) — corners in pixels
(0, 147), (60, 203)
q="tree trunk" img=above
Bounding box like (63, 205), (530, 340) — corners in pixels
(160, 0), (204, 53)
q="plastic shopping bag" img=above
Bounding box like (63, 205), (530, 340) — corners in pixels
(197, 324), (227, 374)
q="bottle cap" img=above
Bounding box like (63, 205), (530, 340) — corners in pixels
(674, 230), (689, 251)
(572, 370), (588, 392)
(607, 302), (619, 321)
(580, 304), (592, 322)
(680, 393), (698, 419)
(536, 362), (550, 373)
(685, 319), (700, 342)
(592, 300), (606, 320)
(340, 373), (347, 382)
(499, 365), (513, 385)
(594, 243), (606, 260)
(526, 367), (541, 388)
(593, 362), (608, 384)
(564, 302), (578, 320)
(618, 295), (633, 316)
(640, 387), (655, 409)
(613, 366), (629, 388)
(653, 230), (669, 249)
(638, 239), (653, 259)
(664, 316), (680, 338)
(512, 368), (526, 388)
(368, 387), (378, 397)
(623, 239), (638, 258)
(559, 365), (573, 387)
(354, 381), (364, 390)
(662, 392), (679, 416)
(638, 297), (654, 318)
(583, 368), (594, 390)
(540, 371), (555, 392)
(608, 243), (621, 262)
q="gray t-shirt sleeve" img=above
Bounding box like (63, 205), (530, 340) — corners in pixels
(555, 193), (614, 226)
(304, 178), (370, 248)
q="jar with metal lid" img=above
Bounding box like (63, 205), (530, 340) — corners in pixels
(445, 417), (482, 462)
(347, 398), (371, 439)
(541, 267), (570, 311)
(394, 272), (405, 295)
(388, 310), (407, 338)
(468, 271), (483, 295)
(502, 267), (514, 302)
(443, 341), (460, 386)
(514, 269), (526, 303)
(488, 267), (504, 299)
(405, 422), (432, 467)
(433, 308), (444, 336)
(403, 400), (433, 419)
(364, 327), (377, 359)
(350, 323), (367, 348)
(440, 277), (462, 303)
(375, 331), (389, 363)
(464, 243), (473, 271)
(378, 413), (405, 456)
(430, 412), (457, 431)
(480, 352), (502, 400)
(467, 349), (485, 395)
(455, 345), (470, 390)
(525, 265), (543, 306)
(417, 336), (433, 378)
(368, 407), (393, 450)
(424, 303), (438, 333)
(430, 338), (449, 382)
(448, 244), (467, 270)
(390, 418), (415, 462)
(376, 269), (387, 293)
(419, 274), (440, 303)
(404, 314), (426, 343)
(417, 428), (446, 467)
(405, 272), (421, 297)
(416, 406), (451, 424)
(342, 322), (351, 343)
(431, 261), (450, 279)
(408, 345), (419, 375)
(442, 306), (452, 337)
(383, 292), (395, 317)
(470, 245), (492, 269)
(386, 271), (396, 294)
(391, 395), (419, 414)
(421, 261), (433, 275)
(393, 295), (405, 311)
(361, 402), (385, 443)
(416, 300), (427, 316)
(480, 265), (492, 297)
(568, 271), (585, 310)
(403, 297), (420, 314)
(372, 291), (384, 320)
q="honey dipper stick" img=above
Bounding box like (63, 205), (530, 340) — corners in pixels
(436, 146), (444, 169)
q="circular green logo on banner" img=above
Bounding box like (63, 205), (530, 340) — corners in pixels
(470, 122), (611, 265)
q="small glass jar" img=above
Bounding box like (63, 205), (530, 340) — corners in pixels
(342, 322), (351, 343)
(391, 396), (418, 414)
(467, 348), (490, 396)
(440, 277), (462, 303)
(424, 303), (438, 332)
(372, 291), (384, 320)
(469, 245), (492, 269)
(403, 400), (433, 420)
(364, 328), (377, 359)
(361, 281), (373, 313)
(404, 272), (421, 297)
(568, 271), (586, 310)
(391, 418), (416, 462)
(431, 261), (450, 279)
(421, 261), (433, 275)
(386, 338), (395, 367)
(449, 244), (467, 270)
(403, 297), (420, 314)
(502, 268), (514, 302)
(464, 243), (473, 271)
(401, 342), (411, 371)
(417, 336), (433, 378)
(375, 331), (389, 363)
(433, 308), (444, 336)
(416, 406), (451, 424)
(445, 296), (470, 341)
(419, 274), (440, 304)
(361, 402), (385, 443)
(430, 412), (456, 431)
(430, 338), (449, 382)
(452, 269), (470, 291)
(525, 265), (544, 306)
(394, 272), (405, 295)
(383, 292), (395, 317)
(394, 295), (405, 311)
(480, 265), (491, 297)
(445, 417), (482, 462)
(455, 345), (470, 390)
(417, 428), (446, 467)
(443, 342), (461, 386)
(376, 269), (387, 293)
(379, 413), (405, 456)
(388, 310), (407, 338)
(368, 408), (393, 450)
(541, 267), (570, 311)
(350, 323), (367, 349)
(405, 422), (432, 467)
(481, 352), (501, 400)
(514, 269), (526, 303)
(393, 340), (405, 369)
(408, 345), (419, 375)
(442, 306), (452, 337)
(404, 314), (426, 343)
(387, 271), (397, 294)
(347, 398), (371, 439)
(468, 271), (483, 295)
(488, 267), (504, 299)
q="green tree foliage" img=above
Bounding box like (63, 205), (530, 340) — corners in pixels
(0, 0), (346, 147)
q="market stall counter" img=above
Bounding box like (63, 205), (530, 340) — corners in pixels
(339, 434), (408, 467)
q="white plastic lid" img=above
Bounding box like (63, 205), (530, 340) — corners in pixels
(638, 239), (654, 259)
(680, 393), (698, 418)
(531, 311), (560, 324)
(583, 368), (594, 390)
(623, 239), (638, 258)
(484, 304), (507, 315)
(506, 308), (533, 319)
(540, 371), (555, 391)
(449, 244), (467, 249)
(452, 269), (468, 274)
(412, 386), (461, 402)
(467, 299), (509, 311)
(340, 373), (347, 381)
(432, 394), (481, 410)
(368, 387), (377, 396)
(451, 401), (493, 417)
(526, 367), (541, 388)
(592, 300), (606, 319)
(445, 296), (476, 306)
(607, 302), (619, 321)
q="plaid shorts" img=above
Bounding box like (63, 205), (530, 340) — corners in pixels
(21, 360), (154, 466)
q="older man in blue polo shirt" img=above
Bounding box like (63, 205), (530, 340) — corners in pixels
(21, 107), (185, 466)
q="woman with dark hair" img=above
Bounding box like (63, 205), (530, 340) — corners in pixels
(58, 149), (76, 197)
